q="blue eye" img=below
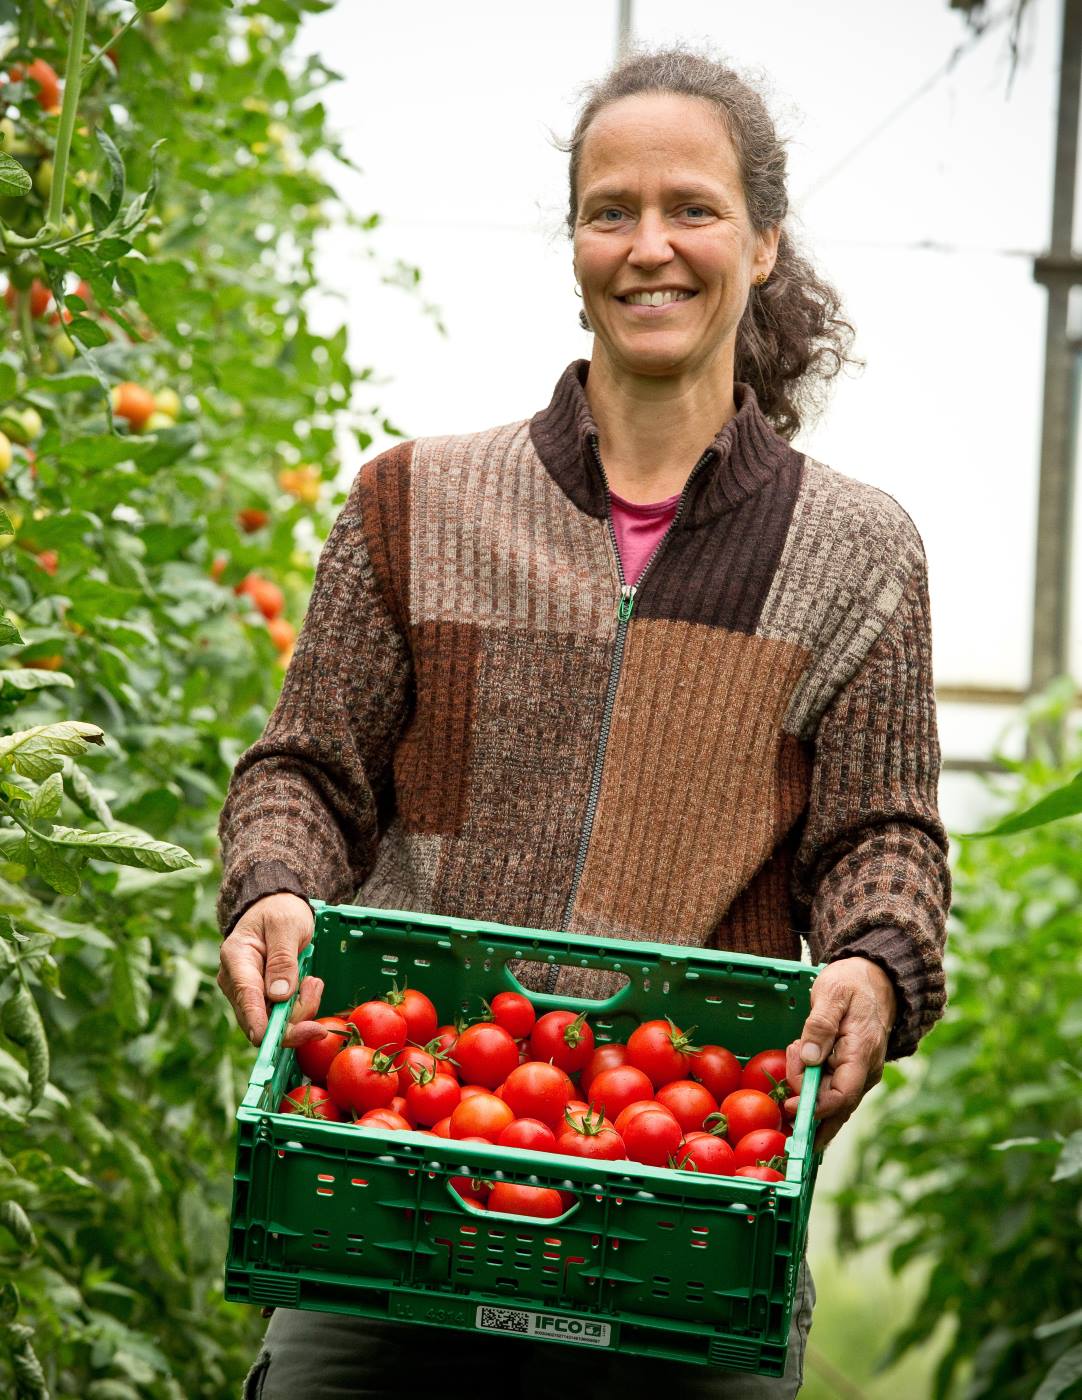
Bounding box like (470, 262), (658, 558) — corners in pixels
(598, 208), (625, 222)
(684, 206), (710, 219)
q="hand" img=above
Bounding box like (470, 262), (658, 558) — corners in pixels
(217, 892), (328, 1049)
(782, 957), (897, 1152)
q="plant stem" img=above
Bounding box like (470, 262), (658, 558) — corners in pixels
(82, 14), (139, 76)
(47, 0), (90, 235)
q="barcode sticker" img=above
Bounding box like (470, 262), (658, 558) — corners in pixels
(475, 1305), (612, 1346)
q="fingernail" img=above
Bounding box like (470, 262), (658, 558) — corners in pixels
(248, 1029), (259, 1045)
(801, 1042), (821, 1064)
(269, 979), (290, 997)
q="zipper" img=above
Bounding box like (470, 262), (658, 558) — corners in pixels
(546, 436), (715, 992)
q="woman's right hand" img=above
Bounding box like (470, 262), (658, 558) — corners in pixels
(217, 891), (329, 1049)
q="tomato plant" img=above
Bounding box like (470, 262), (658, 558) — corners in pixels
(0, 1), (430, 1388)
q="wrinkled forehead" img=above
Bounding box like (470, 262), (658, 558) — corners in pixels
(576, 92), (742, 203)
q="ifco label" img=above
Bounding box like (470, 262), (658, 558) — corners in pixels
(475, 1304), (612, 1347)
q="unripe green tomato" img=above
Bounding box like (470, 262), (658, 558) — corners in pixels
(5, 407), (43, 443)
(51, 331), (75, 359)
(143, 411), (175, 432)
(0, 118), (35, 157)
(153, 387), (181, 418)
(33, 159), (52, 197)
(0, 431), (11, 474)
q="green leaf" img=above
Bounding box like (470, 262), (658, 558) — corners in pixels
(0, 1199), (36, 1253)
(0, 668), (75, 695)
(63, 760), (114, 826)
(1052, 1130), (1082, 1183)
(0, 507), (13, 536)
(0, 983), (48, 1108)
(1036, 1309), (1082, 1341)
(27, 832), (84, 896)
(112, 938), (151, 1031)
(0, 723), (105, 781)
(965, 770), (1082, 837)
(0, 361), (15, 401)
(27, 772), (63, 822)
(42, 825), (197, 873)
(95, 127), (126, 223)
(0, 151), (31, 197)
(67, 315), (110, 348)
(135, 0), (171, 9)
(1034, 1342), (1082, 1400)
(0, 1279), (18, 1323)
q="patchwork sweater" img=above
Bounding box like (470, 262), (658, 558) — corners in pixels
(217, 360), (951, 1059)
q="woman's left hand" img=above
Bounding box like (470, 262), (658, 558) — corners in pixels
(782, 957), (897, 1152)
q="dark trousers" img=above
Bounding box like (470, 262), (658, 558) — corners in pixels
(242, 1256), (815, 1399)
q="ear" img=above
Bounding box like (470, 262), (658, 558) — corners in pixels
(754, 224), (781, 282)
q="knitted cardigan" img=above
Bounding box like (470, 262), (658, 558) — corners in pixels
(217, 360), (951, 1059)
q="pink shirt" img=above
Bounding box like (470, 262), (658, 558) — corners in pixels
(609, 487), (681, 586)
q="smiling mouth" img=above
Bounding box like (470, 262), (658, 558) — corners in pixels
(617, 290), (698, 307)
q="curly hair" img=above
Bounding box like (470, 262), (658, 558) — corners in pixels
(562, 47), (858, 440)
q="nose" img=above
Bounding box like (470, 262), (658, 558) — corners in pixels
(627, 210), (675, 270)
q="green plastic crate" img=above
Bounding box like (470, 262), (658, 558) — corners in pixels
(226, 902), (824, 1375)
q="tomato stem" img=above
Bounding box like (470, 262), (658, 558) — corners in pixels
(48, 0), (89, 235)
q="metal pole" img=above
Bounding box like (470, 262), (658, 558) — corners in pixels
(617, 0), (633, 59)
(1031, 0), (1082, 720)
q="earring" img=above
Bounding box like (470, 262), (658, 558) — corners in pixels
(754, 273), (768, 286)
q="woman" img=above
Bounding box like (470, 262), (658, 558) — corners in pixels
(218, 46), (950, 1400)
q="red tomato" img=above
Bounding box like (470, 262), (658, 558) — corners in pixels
(691, 1044), (743, 1101)
(654, 1079), (718, 1134)
(459, 1084), (488, 1101)
(326, 1045), (398, 1114)
(7, 58), (60, 111)
(741, 1049), (791, 1104)
(626, 1018), (698, 1088)
(487, 1182), (564, 1218)
(383, 985), (438, 1044)
(449, 1157), (491, 1204)
(293, 1017), (354, 1084)
(496, 1118), (557, 1152)
(278, 1084), (343, 1120)
(405, 1065), (462, 1127)
(565, 1099), (590, 1115)
(674, 1133), (737, 1175)
(453, 1023), (520, 1089)
(449, 1092), (514, 1142)
(563, 1104), (615, 1133)
(622, 1109), (684, 1167)
(613, 1099), (678, 1136)
(347, 999), (408, 1054)
(586, 1065), (655, 1121)
(734, 1164), (785, 1182)
(4, 278), (52, 318)
(529, 1010), (595, 1074)
(393, 1045), (454, 1095)
(580, 1042), (628, 1097)
(719, 1090), (783, 1144)
(431, 1116), (453, 1138)
(555, 1108), (626, 1161)
(499, 1061), (573, 1127)
(487, 991), (535, 1039)
(389, 1095), (413, 1123)
(356, 1108), (411, 1131)
(431, 1024), (458, 1057)
(732, 1129), (789, 1171)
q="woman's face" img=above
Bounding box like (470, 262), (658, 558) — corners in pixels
(573, 92), (779, 381)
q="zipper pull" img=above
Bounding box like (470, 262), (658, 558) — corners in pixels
(618, 584), (636, 622)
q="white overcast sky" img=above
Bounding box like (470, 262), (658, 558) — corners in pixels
(298, 0), (1078, 829)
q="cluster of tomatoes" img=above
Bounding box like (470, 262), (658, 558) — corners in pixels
(278, 986), (794, 1220)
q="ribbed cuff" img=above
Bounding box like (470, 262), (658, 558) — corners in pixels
(220, 859), (309, 939)
(826, 927), (930, 1060)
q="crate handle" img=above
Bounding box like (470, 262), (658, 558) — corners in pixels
(503, 959), (632, 1010)
(449, 1180), (581, 1224)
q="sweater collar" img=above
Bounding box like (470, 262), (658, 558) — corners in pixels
(529, 359), (797, 527)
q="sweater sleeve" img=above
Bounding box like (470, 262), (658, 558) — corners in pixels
(792, 552), (951, 1060)
(216, 451), (414, 938)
